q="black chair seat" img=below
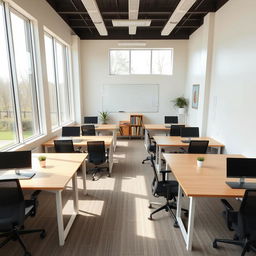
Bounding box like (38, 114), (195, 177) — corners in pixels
(154, 180), (178, 196)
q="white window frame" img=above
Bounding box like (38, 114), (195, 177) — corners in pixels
(0, 1), (42, 151)
(109, 48), (173, 76)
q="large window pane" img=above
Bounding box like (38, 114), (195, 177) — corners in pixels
(131, 50), (151, 74)
(10, 10), (39, 140)
(110, 50), (129, 75)
(0, 4), (17, 149)
(152, 50), (173, 75)
(44, 34), (58, 129)
(56, 41), (70, 124)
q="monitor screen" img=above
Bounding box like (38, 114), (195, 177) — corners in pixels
(62, 126), (80, 137)
(84, 116), (98, 124)
(0, 151), (31, 169)
(165, 116), (178, 124)
(227, 158), (256, 178)
(180, 127), (199, 137)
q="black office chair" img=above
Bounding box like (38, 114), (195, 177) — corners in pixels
(164, 116), (178, 124)
(213, 190), (256, 256)
(54, 140), (81, 153)
(0, 179), (46, 256)
(169, 125), (185, 136)
(187, 140), (209, 153)
(81, 125), (96, 136)
(87, 141), (109, 181)
(180, 127), (199, 138)
(142, 132), (156, 164)
(148, 156), (188, 227)
(62, 126), (80, 137)
(84, 116), (98, 124)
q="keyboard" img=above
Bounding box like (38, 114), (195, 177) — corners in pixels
(0, 169), (35, 180)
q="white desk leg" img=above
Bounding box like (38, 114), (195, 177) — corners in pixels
(81, 160), (87, 195)
(144, 129), (149, 149)
(55, 191), (65, 246)
(176, 184), (196, 251)
(113, 130), (117, 151)
(55, 173), (79, 246)
(45, 146), (49, 153)
(108, 141), (114, 174)
(217, 147), (222, 154)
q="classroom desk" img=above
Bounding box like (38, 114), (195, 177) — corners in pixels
(43, 136), (114, 174)
(20, 153), (87, 246)
(144, 124), (184, 148)
(153, 136), (224, 171)
(163, 153), (245, 251)
(95, 124), (118, 151)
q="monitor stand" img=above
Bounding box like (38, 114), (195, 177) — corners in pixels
(226, 178), (256, 189)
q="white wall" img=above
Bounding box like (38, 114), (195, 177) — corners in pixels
(185, 0), (256, 156)
(80, 40), (188, 124)
(207, 0), (256, 156)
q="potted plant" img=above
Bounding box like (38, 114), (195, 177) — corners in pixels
(38, 156), (47, 168)
(99, 111), (109, 124)
(172, 96), (188, 114)
(197, 157), (205, 167)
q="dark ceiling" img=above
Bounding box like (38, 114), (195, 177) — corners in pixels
(46, 0), (229, 40)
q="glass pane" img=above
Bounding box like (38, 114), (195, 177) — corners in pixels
(0, 4), (18, 149)
(152, 50), (173, 75)
(44, 34), (59, 129)
(10, 11), (39, 140)
(110, 50), (129, 75)
(131, 50), (151, 74)
(56, 41), (70, 124)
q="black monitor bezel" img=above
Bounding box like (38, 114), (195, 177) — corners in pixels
(164, 116), (178, 124)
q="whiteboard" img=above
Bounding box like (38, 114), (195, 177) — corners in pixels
(102, 84), (159, 112)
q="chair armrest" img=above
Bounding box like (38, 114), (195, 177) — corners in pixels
(220, 199), (237, 231)
(160, 170), (172, 182)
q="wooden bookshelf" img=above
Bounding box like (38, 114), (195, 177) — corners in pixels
(118, 114), (143, 138)
(130, 114), (143, 137)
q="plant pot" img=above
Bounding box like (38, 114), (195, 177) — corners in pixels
(197, 160), (203, 167)
(39, 160), (46, 168)
(178, 108), (185, 114)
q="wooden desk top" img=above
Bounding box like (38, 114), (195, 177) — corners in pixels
(43, 136), (113, 147)
(95, 124), (118, 130)
(153, 136), (224, 147)
(20, 153), (87, 190)
(144, 124), (170, 131)
(163, 153), (248, 197)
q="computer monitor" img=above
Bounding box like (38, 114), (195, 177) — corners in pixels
(226, 158), (256, 189)
(62, 126), (80, 137)
(0, 151), (34, 180)
(180, 127), (199, 138)
(84, 116), (98, 124)
(164, 116), (178, 124)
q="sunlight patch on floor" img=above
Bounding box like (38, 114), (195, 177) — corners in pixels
(87, 177), (116, 191)
(79, 200), (105, 216)
(135, 197), (156, 239)
(121, 175), (148, 196)
(113, 153), (126, 159)
(117, 141), (129, 147)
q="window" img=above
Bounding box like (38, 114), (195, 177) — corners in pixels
(0, 3), (41, 150)
(109, 49), (173, 75)
(44, 33), (72, 129)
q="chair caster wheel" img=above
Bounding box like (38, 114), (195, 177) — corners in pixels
(148, 204), (152, 208)
(148, 216), (153, 220)
(173, 222), (179, 228)
(24, 252), (31, 256)
(40, 230), (46, 239)
(213, 241), (218, 248)
(184, 211), (189, 217)
(92, 177), (95, 181)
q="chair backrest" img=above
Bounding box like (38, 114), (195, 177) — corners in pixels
(87, 141), (106, 165)
(188, 140), (209, 153)
(81, 125), (96, 136)
(180, 127), (199, 138)
(164, 116), (178, 124)
(84, 116), (98, 124)
(239, 190), (256, 240)
(169, 125), (185, 136)
(54, 140), (75, 153)
(62, 126), (80, 137)
(0, 179), (25, 231)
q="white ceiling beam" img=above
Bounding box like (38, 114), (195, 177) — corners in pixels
(81, 0), (108, 36)
(161, 0), (196, 36)
(112, 19), (151, 27)
(129, 0), (140, 34)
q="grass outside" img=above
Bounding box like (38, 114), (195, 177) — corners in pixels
(0, 130), (33, 140)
